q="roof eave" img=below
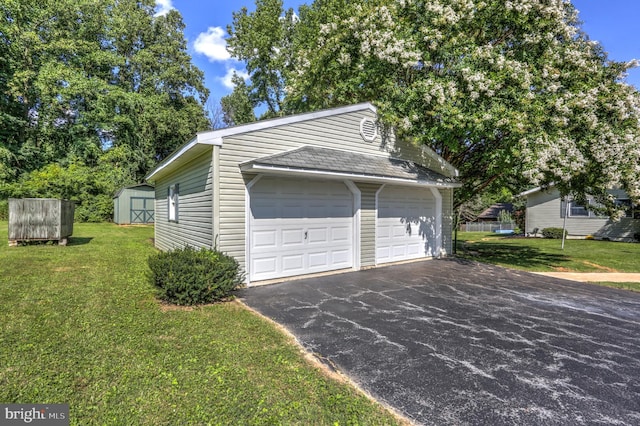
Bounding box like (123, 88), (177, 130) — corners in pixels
(145, 135), (221, 182)
(241, 164), (462, 188)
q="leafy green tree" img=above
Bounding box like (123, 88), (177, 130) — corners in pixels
(226, 0), (298, 119)
(220, 73), (257, 126)
(0, 0), (210, 220)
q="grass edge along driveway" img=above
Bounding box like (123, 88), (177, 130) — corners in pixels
(456, 231), (640, 291)
(0, 222), (404, 425)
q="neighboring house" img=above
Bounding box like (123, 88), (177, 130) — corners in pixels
(145, 102), (460, 285)
(113, 183), (155, 224)
(519, 187), (639, 241)
(476, 203), (514, 222)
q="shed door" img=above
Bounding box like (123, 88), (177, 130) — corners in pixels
(249, 177), (354, 282)
(376, 186), (436, 264)
(131, 197), (155, 224)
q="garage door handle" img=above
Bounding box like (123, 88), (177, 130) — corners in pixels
(304, 231), (308, 240)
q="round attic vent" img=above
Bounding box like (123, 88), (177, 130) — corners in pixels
(360, 117), (378, 142)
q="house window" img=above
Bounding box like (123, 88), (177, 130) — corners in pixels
(168, 184), (179, 222)
(568, 201), (589, 217)
(616, 199), (640, 218)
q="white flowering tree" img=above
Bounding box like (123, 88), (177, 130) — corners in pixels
(229, 0), (640, 214)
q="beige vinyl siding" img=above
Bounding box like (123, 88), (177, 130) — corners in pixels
(525, 188), (639, 240)
(526, 189), (607, 236)
(356, 182), (383, 267)
(218, 110), (388, 268)
(154, 150), (213, 251)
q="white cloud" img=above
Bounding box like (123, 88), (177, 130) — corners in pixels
(154, 0), (174, 17)
(194, 27), (231, 62)
(219, 68), (249, 89)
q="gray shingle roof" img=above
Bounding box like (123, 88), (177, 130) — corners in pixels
(241, 146), (457, 185)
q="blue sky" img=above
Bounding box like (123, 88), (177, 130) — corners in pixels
(159, 0), (640, 103)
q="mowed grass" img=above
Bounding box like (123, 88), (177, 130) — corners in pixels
(456, 232), (640, 273)
(0, 222), (401, 425)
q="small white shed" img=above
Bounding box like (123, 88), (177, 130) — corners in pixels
(113, 184), (155, 224)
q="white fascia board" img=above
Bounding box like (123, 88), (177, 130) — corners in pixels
(517, 183), (556, 198)
(242, 164), (462, 188)
(517, 187), (541, 197)
(420, 144), (459, 177)
(194, 102), (377, 141)
(145, 135), (222, 181)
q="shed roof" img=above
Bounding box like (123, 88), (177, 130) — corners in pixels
(240, 146), (460, 188)
(113, 183), (155, 199)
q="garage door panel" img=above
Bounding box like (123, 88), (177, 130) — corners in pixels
(280, 228), (303, 246)
(377, 186), (437, 264)
(250, 177), (354, 281)
(331, 249), (352, 265)
(307, 228), (328, 243)
(282, 254), (304, 272)
(331, 226), (351, 242)
(392, 223), (407, 237)
(308, 252), (329, 268)
(252, 230), (277, 248)
(253, 257), (277, 275)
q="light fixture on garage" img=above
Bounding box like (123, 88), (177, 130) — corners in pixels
(360, 117), (378, 142)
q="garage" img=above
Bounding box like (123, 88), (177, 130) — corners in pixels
(248, 176), (355, 281)
(376, 185), (439, 264)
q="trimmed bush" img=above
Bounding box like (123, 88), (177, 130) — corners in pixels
(541, 227), (568, 239)
(148, 246), (244, 305)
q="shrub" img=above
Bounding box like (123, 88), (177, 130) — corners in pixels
(634, 233), (640, 243)
(0, 199), (7, 221)
(148, 246), (244, 305)
(541, 227), (568, 239)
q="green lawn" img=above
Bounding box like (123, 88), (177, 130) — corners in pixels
(0, 223), (401, 425)
(456, 232), (640, 273)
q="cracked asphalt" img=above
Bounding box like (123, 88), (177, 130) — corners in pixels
(240, 258), (640, 425)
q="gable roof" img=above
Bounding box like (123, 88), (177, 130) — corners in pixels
(113, 183), (155, 198)
(240, 146), (460, 188)
(145, 103), (377, 181)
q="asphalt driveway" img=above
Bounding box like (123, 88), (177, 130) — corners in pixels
(241, 259), (640, 425)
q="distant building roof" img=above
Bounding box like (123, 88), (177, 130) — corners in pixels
(113, 183), (155, 199)
(477, 203), (514, 221)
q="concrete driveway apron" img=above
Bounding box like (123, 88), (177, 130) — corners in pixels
(240, 259), (640, 425)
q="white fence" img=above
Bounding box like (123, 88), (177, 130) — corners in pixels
(460, 222), (516, 232)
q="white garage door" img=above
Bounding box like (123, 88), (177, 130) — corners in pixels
(377, 186), (436, 264)
(249, 177), (354, 281)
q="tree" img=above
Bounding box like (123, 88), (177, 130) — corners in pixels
(220, 73), (257, 126)
(206, 97), (226, 130)
(228, 0), (640, 215)
(0, 0), (210, 220)
(226, 0), (298, 119)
